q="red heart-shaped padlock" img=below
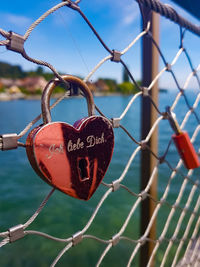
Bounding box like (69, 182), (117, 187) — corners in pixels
(26, 76), (114, 200)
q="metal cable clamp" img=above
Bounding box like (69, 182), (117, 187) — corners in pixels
(6, 31), (25, 54)
(111, 118), (120, 128)
(111, 50), (121, 63)
(0, 134), (18, 151)
(9, 224), (25, 243)
(72, 231), (83, 246)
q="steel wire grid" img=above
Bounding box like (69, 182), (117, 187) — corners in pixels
(0, 0), (200, 266)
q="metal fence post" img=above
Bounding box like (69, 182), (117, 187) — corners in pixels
(140, 6), (160, 267)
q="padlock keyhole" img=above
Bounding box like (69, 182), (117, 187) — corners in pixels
(78, 158), (89, 182)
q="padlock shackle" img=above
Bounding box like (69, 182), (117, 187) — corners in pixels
(41, 75), (95, 124)
(166, 106), (181, 135)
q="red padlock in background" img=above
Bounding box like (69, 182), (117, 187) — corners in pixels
(166, 106), (200, 170)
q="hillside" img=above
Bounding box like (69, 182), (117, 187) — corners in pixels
(0, 61), (54, 80)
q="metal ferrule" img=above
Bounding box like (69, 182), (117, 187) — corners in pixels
(0, 133), (18, 150)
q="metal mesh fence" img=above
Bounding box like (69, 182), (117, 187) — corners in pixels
(0, 0), (200, 266)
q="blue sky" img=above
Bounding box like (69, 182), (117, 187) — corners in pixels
(0, 0), (200, 89)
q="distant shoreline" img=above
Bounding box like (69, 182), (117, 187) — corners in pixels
(0, 92), (121, 101)
(0, 89), (167, 101)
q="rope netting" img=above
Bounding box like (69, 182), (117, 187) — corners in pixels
(0, 0), (200, 266)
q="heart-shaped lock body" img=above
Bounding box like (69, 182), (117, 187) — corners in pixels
(26, 76), (114, 200)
